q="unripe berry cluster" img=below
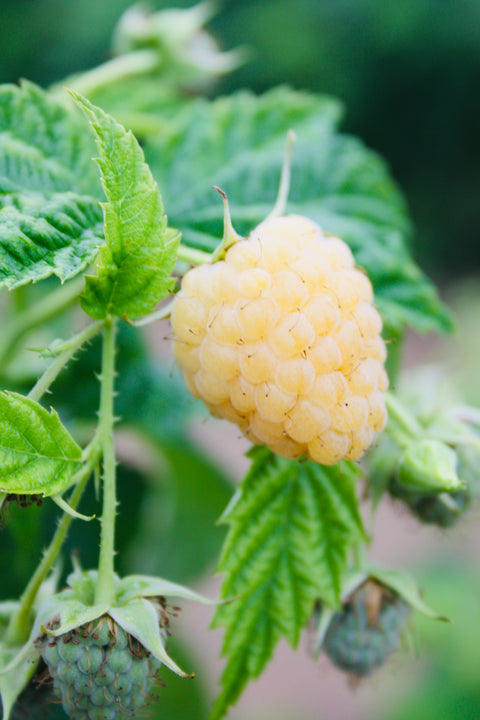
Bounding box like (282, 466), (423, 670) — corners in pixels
(172, 215), (388, 464)
(41, 616), (161, 720)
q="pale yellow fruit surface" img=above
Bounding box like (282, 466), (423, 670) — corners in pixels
(171, 215), (388, 465)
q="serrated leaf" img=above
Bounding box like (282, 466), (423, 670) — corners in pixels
(210, 448), (364, 720)
(70, 92), (179, 319)
(0, 391), (82, 496)
(0, 81), (104, 289)
(144, 87), (452, 334)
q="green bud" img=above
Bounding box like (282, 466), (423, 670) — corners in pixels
(397, 439), (463, 493)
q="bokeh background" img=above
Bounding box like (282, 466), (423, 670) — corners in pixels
(2, 0), (480, 279)
(1, 1), (480, 719)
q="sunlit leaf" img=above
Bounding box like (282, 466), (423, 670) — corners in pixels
(71, 92), (179, 319)
(0, 392), (82, 497)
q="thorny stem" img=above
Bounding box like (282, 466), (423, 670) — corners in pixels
(94, 318), (118, 606)
(0, 276), (84, 373)
(4, 444), (101, 647)
(28, 320), (104, 403)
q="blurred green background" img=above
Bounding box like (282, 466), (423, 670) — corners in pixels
(1, 0), (479, 280)
(1, 1), (480, 719)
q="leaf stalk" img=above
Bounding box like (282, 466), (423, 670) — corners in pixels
(0, 276), (85, 373)
(28, 320), (104, 403)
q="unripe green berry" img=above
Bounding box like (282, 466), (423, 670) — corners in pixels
(41, 616), (161, 720)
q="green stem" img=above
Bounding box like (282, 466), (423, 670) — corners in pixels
(94, 318), (117, 606)
(28, 321), (104, 403)
(127, 300), (174, 327)
(56, 50), (160, 99)
(0, 276), (84, 372)
(265, 129), (296, 220)
(4, 446), (100, 647)
(385, 392), (424, 448)
(177, 244), (212, 266)
(353, 541), (367, 572)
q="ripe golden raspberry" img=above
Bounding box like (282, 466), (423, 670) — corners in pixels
(171, 215), (388, 464)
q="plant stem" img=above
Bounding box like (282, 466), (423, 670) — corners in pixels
(353, 541), (367, 572)
(177, 244), (212, 266)
(57, 50), (160, 99)
(94, 318), (117, 606)
(28, 320), (104, 403)
(385, 392), (424, 447)
(126, 299), (174, 327)
(4, 447), (100, 647)
(0, 276), (84, 372)
(265, 129), (296, 220)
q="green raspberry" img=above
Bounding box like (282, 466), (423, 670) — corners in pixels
(322, 581), (410, 677)
(41, 616), (161, 720)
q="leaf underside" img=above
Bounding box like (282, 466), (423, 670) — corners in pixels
(0, 391), (82, 496)
(144, 87), (452, 334)
(71, 92), (179, 320)
(210, 448), (364, 720)
(0, 81), (104, 289)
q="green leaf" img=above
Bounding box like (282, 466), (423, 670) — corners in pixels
(70, 91), (179, 320)
(0, 81), (104, 289)
(144, 87), (452, 334)
(210, 448), (364, 720)
(0, 391), (82, 496)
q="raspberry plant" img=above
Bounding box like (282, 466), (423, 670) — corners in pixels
(0, 5), (478, 720)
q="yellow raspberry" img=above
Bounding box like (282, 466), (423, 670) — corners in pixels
(171, 212), (388, 465)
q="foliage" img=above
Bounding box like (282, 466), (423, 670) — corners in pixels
(210, 449), (364, 719)
(143, 87), (452, 336)
(0, 82), (102, 289)
(0, 5), (476, 720)
(71, 92), (179, 320)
